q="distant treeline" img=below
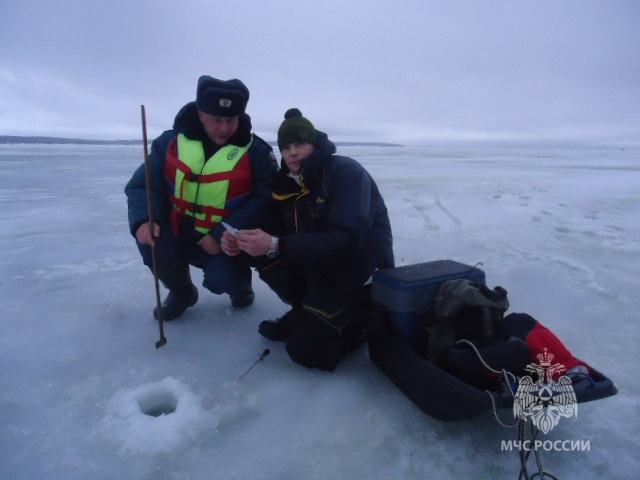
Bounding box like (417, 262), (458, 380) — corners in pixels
(0, 136), (140, 145)
(0, 135), (403, 148)
(325, 141), (404, 148)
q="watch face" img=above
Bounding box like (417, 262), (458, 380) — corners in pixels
(267, 236), (277, 258)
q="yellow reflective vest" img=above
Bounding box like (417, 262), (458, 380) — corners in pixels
(164, 133), (253, 234)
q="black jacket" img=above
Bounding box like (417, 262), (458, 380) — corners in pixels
(125, 102), (277, 243)
(273, 131), (394, 290)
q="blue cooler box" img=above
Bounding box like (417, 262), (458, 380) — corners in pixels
(371, 260), (486, 350)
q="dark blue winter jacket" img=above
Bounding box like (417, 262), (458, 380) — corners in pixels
(125, 102), (278, 243)
(273, 131), (394, 289)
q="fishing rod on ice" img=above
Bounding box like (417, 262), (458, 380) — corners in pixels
(236, 349), (271, 383)
(141, 104), (167, 349)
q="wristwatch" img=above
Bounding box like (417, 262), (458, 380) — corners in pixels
(267, 236), (278, 259)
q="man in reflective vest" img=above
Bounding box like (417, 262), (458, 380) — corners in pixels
(125, 76), (278, 320)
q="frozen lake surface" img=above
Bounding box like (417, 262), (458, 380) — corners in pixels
(1, 143), (638, 479)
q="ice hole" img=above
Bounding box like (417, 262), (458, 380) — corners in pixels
(137, 388), (178, 417)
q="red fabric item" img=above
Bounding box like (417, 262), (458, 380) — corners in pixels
(525, 323), (591, 377)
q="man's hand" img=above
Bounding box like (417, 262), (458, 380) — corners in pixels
(237, 229), (273, 257)
(198, 234), (222, 255)
(136, 222), (160, 247)
(221, 230), (242, 257)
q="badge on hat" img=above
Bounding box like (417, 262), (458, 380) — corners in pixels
(195, 76), (249, 116)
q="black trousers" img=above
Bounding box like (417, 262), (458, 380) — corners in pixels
(136, 221), (253, 296)
(285, 306), (367, 371)
(259, 261), (372, 371)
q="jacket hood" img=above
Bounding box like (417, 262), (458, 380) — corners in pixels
(172, 101), (252, 146)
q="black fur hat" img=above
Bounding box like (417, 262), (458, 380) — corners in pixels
(195, 76), (249, 117)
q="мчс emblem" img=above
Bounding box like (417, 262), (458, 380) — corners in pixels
(513, 348), (578, 434)
(227, 148), (239, 161)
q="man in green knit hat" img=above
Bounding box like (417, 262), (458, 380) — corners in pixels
(222, 108), (394, 371)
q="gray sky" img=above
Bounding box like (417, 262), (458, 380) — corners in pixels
(1, 0), (639, 145)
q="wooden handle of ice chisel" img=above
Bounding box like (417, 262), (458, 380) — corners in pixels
(140, 104), (167, 349)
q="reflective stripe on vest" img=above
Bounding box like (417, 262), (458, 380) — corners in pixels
(165, 133), (253, 234)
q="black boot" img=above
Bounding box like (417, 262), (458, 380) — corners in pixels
(258, 309), (296, 341)
(153, 284), (199, 321)
(153, 262), (198, 320)
(230, 279), (255, 308)
(153, 285), (198, 321)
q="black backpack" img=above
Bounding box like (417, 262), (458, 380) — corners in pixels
(427, 279), (509, 361)
(427, 279), (529, 389)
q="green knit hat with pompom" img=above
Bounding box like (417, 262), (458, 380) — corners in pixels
(277, 108), (317, 149)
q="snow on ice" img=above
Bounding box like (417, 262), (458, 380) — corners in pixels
(1, 143), (639, 479)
